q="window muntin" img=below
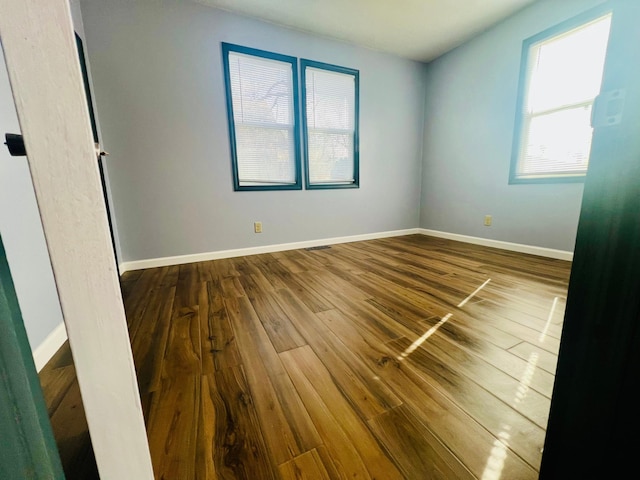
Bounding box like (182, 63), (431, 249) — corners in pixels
(222, 43), (301, 190)
(510, 12), (612, 183)
(302, 60), (359, 189)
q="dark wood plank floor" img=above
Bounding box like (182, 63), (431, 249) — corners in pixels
(39, 235), (571, 479)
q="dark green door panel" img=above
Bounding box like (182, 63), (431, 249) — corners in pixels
(0, 235), (64, 479)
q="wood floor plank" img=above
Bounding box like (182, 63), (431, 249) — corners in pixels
(243, 254), (290, 290)
(418, 316), (556, 398)
(299, 268), (371, 302)
(278, 449), (333, 480)
(48, 375), (98, 479)
(315, 306), (539, 479)
(509, 341), (559, 375)
(368, 404), (475, 480)
(225, 295), (322, 465)
(281, 346), (403, 480)
(295, 272), (411, 342)
(321, 263), (443, 325)
(413, 308), (524, 351)
(197, 368), (275, 480)
(220, 276), (246, 299)
(467, 299), (564, 342)
(394, 331), (551, 429)
(280, 346), (404, 479)
(216, 258), (241, 279)
(238, 274), (307, 352)
(199, 281), (241, 374)
(463, 301), (563, 353)
(162, 305), (201, 377)
(272, 290), (402, 420)
(39, 363), (75, 417)
(145, 375), (201, 479)
(273, 254), (308, 274)
(132, 286), (175, 393)
(340, 245), (479, 310)
(175, 263), (202, 309)
(284, 249), (327, 271)
(194, 261), (217, 283)
(387, 336), (547, 467)
(269, 265), (335, 313)
(120, 268), (143, 303)
(158, 265), (181, 288)
(124, 267), (167, 333)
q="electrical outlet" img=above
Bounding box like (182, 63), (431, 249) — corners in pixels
(254, 221), (262, 233)
(484, 215), (492, 227)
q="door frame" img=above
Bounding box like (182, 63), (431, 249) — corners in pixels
(540, 0), (640, 476)
(0, 0), (153, 478)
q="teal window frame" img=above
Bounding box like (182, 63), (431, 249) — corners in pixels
(301, 59), (359, 190)
(508, 5), (612, 185)
(222, 43), (302, 191)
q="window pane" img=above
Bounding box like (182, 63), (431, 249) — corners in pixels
(306, 68), (355, 130)
(520, 105), (593, 177)
(527, 15), (611, 113)
(223, 45), (300, 190)
(229, 53), (293, 126)
(511, 12), (612, 183)
(304, 65), (357, 187)
(235, 125), (296, 185)
(308, 131), (354, 183)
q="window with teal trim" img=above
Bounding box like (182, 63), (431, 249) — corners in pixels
(222, 43), (302, 191)
(509, 8), (612, 184)
(301, 60), (359, 189)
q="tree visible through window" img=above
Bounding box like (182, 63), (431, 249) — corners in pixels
(222, 43), (301, 191)
(302, 60), (359, 189)
(509, 10), (612, 183)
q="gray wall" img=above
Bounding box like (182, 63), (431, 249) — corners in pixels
(420, 0), (607, 251)
(0, 0), (94, 356)
(0, 47), (64, 350)
(71, 0), (123, 263)
(79, 0), (426, 263)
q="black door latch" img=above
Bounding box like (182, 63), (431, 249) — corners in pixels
(4, 133), (26, 156)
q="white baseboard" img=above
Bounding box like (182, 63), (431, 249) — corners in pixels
(33, 321), (68, 372)
(119, 228), (422, 273)
(419, 229), (573, 261)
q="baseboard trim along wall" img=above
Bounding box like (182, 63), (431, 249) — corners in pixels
(419, 229), (574, 261)
(119, 228), (422, 273)
(119, 227), (574, 274)
(34, 321), (67, 372)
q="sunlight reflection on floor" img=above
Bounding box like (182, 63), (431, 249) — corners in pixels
(397, 313), (452, 361)
(481, 351), (539, 480)
(539, 296), (559, 343)
(397, 278), (492, 361)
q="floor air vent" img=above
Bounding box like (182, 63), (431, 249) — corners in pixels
(305, 245), (331, 251)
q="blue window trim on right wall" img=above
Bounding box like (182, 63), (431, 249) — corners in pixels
(508, 4), (612, 185)
(301, 59), (360, 190)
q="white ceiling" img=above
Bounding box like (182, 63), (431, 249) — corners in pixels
(196, 0), (537, 62)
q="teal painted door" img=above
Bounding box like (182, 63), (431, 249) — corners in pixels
(0, 234), (65, 479)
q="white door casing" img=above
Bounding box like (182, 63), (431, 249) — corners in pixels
(0, 1), (154, 478)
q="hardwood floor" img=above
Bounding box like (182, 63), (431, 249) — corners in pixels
(39, 235), (571, 479)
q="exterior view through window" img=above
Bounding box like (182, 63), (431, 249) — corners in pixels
(222, 43), (359, 191)
(302, 61), (359, 189)
(222, 43), (301, 191)
(510, 11), (612, 183)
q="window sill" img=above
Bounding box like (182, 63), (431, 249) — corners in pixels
(509, 175), (586, 185)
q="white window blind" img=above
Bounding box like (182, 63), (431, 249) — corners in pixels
(227, 51), (296, 186)
(304, 67), (356, 185)
(515, 14), (611, 180)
